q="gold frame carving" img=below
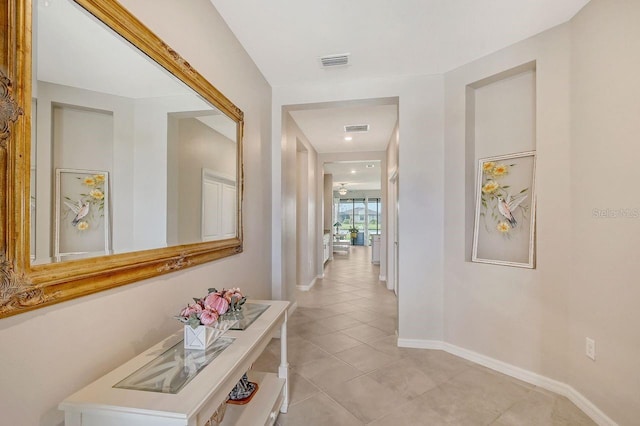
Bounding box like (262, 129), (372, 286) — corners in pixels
(0, 70), (23, 145)
(0, 0), (244, 318)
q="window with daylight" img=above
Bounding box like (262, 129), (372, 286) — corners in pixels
(336, 198), (381, 244)
(368, 198), (381, 235)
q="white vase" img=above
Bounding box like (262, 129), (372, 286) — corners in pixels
(183, 319), (237, 350)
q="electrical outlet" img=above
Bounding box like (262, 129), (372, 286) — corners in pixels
(586, 337), (596, 361)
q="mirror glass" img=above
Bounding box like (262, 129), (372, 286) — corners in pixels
(31, 0), (238, 264)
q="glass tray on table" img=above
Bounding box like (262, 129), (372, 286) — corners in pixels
(113, 337), (234, 394)
(225, 303), (270, 330)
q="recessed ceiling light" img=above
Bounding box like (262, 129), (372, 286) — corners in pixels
(351, 170), (356, 174)
(366, 164), (375, 168)
(344, 136), (353, 141)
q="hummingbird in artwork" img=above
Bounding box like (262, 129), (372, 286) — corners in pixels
(64, 199), (90, 226)
(497, 193), (527, 228)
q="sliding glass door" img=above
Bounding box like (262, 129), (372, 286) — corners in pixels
(337, 197), (381, 245)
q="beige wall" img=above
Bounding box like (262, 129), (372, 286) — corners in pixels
(283, 113), (319, 294)
(323, 173), (333, 233)
(52, 105), (114, 255)
(444, 1), (640, 423)
(34, 82), (135, 260)
(0, 1), (272, 425)
(444, 20), (571, 377)
(172, 117), (236, 245)
(568, 1), (640, 423)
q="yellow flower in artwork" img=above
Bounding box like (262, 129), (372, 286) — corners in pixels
(83, 176), (96, 186)
(496, 222), (510, 233)
(94, 174), (105, 183)
(492, 164), (509, 177)
(90, 189), (104, 200)
(482, 162), (495, 173)
(77, 221), (89, 231)
(482, 180), (499, 194)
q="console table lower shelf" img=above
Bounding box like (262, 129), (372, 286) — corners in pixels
(59, 300), (289, 426)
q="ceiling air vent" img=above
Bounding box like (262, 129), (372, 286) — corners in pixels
(319, 53), (350, 68)
(344, 124), (369, 133)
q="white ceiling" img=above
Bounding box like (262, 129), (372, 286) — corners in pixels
(325, 161), (381, 192)
(209, 0), (590, 86)
(211, 0), (588, 183)
(36, 0), (237, 137)
(289, 104), (397, 153)
(37, 0), (196, 99)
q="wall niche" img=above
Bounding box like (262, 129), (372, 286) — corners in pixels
(465, 61), (537, 264)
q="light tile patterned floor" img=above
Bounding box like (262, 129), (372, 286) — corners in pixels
(255, 246), (595, 425)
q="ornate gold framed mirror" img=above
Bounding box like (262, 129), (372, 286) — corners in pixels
(0, 0), (244, 318)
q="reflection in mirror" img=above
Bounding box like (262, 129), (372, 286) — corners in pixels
(31, 0), (238, 264)
(166, 112), (237, 245)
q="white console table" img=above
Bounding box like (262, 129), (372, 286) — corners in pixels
(59, 300), (289, 426)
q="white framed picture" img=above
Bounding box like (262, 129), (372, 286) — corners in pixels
(472, 151), (536, 268)
(54, 168), (111, 259)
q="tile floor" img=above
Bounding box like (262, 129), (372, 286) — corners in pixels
(255, 246), (595, 425)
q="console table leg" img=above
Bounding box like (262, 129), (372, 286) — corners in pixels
(278, 312), (289, 413)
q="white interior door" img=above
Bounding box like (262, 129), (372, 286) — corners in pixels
(202, 179), (222, 240)
(202, 168), (236, 241)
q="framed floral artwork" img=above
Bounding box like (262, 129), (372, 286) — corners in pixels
(54, 169), (111, 259)
(472, 151), (536, 268)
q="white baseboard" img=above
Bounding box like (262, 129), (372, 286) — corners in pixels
(566, 384), (618, 426)
(397, 339), (617, 426)
(379, 274), (386, 282)
(397, 338), (444, 350)
(443, 343), (566, 392)
(296, 276), (317, 292)
(386, 279), (394, 291)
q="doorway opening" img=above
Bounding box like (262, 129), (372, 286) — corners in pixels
(281, 98), (399, 332)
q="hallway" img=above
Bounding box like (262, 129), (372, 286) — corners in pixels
(256, 246), (595, 425)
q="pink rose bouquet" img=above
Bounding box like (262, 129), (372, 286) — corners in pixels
(204, 292), (230, 315)
(176, 287), (245, 328)
(220, 287), (246, 312)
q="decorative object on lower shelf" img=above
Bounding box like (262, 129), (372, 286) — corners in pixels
(227, 373), (258, 405)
